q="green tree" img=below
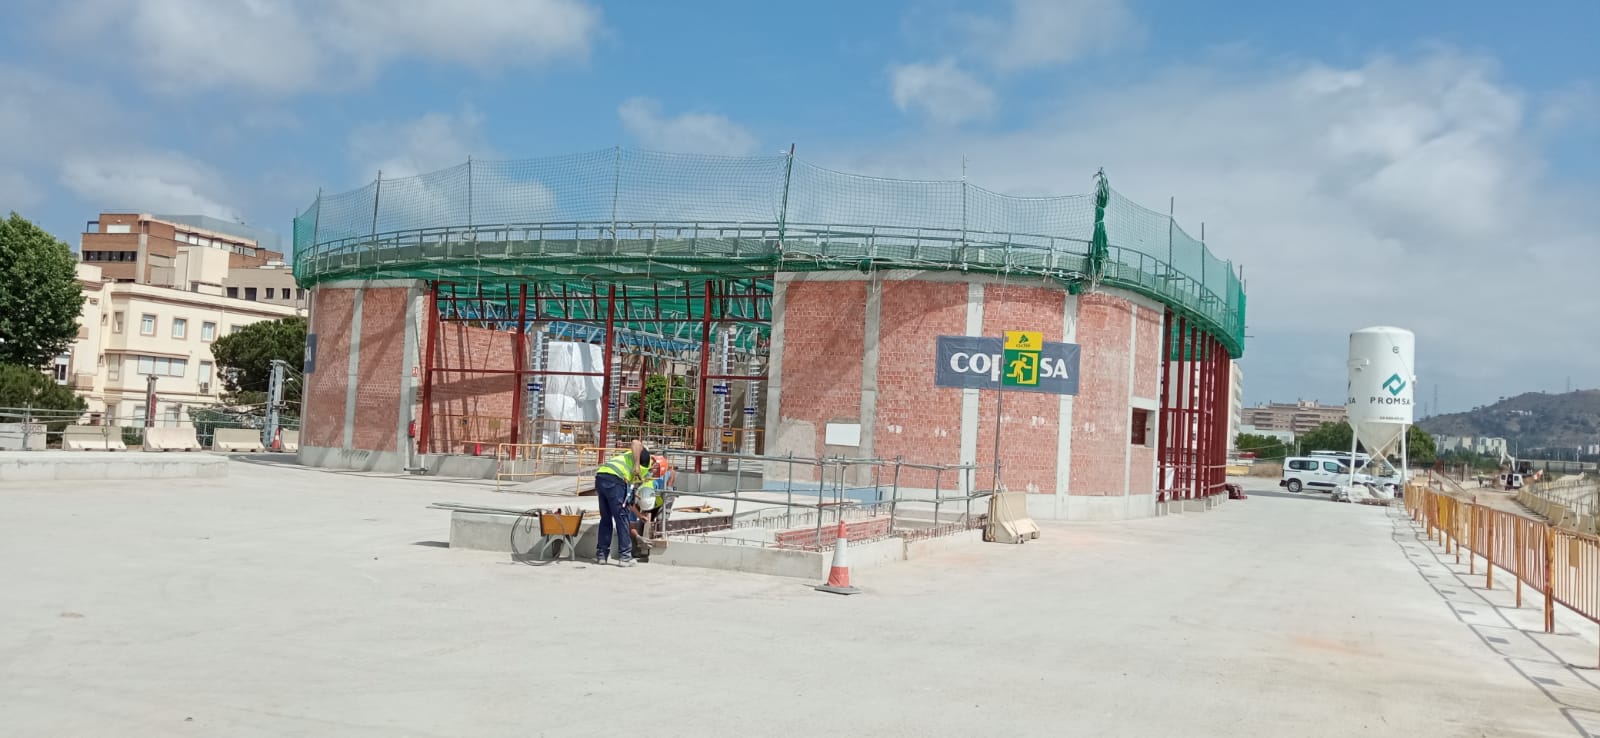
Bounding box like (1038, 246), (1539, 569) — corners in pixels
(1298, 421), (1437, 465)
(0, 364), (86, 435)
(208, 317), (306, 404)
(625, 375), (696, 426)
(0, 213), (85, 367)
(1235, 432), (1288, 462)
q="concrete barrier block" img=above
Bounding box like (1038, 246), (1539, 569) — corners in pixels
(62, 425), (128, 451)
(212, 428), (265, 452)
(280, 429), (300, 452)
(0, 423), (46, 451)
(144, 426), (203, 452)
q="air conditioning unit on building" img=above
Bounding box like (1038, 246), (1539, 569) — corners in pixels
(199, 382), (211, 395)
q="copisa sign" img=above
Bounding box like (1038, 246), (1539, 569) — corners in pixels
(934, 336), (1080, 395)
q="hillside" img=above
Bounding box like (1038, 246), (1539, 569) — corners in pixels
(1420, 390), (1600, 449)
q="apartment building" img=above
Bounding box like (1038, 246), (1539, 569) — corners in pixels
(1241, 400), (1346, 437)
(63, 263), (297, 425)
(79, 212), (306, 312)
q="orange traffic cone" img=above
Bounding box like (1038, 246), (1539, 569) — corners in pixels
(271, 427), (283, 451)
(815, 519), (861, 595)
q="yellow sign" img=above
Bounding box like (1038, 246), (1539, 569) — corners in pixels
(1004, 330), (1043, 351)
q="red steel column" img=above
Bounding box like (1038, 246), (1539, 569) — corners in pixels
(1196, 332), (1209, 498)
(418, 282), (441, 455)
(1156, 310), (1174, 501)
(510, 283), (528, 448)
(1214, 337), (1229, 494)
(598, 284), (618, 449)
(1206, 335), (1219, 495)
(1175, 317), (1189, 499)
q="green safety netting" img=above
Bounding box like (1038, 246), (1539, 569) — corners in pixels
(294, 148), (1246, 357)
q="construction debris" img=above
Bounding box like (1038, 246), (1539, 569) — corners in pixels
(674, 504), (722, 514)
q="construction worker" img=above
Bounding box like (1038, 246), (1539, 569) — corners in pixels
(593, 440), (652, 567)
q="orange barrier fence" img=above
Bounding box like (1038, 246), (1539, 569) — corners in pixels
(494, 443), (583, 490)
(1405, 485), (1597, 645)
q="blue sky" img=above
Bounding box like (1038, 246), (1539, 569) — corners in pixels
(2, 0), (1596, 413)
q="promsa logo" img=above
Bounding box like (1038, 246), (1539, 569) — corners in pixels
(1369, 372), (1411, 406)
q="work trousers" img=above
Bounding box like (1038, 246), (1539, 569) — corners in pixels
(594, 473), (633, 562)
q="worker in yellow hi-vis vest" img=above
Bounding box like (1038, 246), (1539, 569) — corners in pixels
(593, 439), (653, 567)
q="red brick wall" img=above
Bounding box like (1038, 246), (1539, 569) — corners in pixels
(429, 323), (518, 453)
(873, 281), (967, 489)
(1069, 293), (1135, 496)
(1129, 303), (1163, 496)
(778, 281), (865, 463)
(775, 517), (893, 550)
(977, 285), (1063, 494)
(304, 288), (353, 448)
(352, 288), (408, 452)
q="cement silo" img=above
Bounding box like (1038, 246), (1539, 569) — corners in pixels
(1347, 327), (1416, 489)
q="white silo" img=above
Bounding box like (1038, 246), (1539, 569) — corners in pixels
(1347, 327), (1416, 490)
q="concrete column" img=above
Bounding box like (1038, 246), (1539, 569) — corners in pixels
(762, 278), (788, 480)
(397, 284), (422, 466)
(1054, 294), (1079, 515)
(958, 282), (983, 494)
(857, 273), (883, 481)
(343, 288), (365, 451)
(1124, 303), (1139, 517)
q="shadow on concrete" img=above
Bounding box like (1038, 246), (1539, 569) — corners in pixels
(411, 540), (450, 548)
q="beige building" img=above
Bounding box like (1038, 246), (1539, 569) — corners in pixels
(79, 212), (306, 312)
(64, 264), (298, 425)
(1242, 400), (1346, 438)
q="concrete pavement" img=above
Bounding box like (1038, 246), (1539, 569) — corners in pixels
(0, 463), (1593, 737)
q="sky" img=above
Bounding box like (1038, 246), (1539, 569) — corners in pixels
(1, 0), (1596, 413)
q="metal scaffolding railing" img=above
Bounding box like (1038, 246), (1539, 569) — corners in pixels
(295, 148), (1247, 357)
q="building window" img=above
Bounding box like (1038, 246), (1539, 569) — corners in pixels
(163, 405), (181, 427)
(107, 358), (120, 382)
(53, 356), (70, 384)
(265, 287), (275, 300)
(113, 312), (125, 334)
(296, 288), (306, 299)
(202, 322), (216, 342)
(200, 361), (213, 386)
(244, 287), (258, 301)
(105, 223), (131, 234)
(226, 286), (239, 299)
(230, 325), (241, 335)
(132, 405), (146, 427)
(140, 313), (156, 335)
(1130, 408), (1150, 446)
(171, 318), (187, 339)
(136, 356), (186, 377)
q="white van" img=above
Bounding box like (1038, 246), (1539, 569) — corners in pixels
(1280, 457), (1350, 493)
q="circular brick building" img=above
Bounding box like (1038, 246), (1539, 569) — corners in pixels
(292, 149), (1244, 520)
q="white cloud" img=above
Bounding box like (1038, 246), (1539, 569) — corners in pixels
(51, 0), (601, 96)
(348, 107), (490, 181)
(839, 49), (1600, 410)
(59, 152), (238, 218)
(964, 0), (1142, 70)
(888, 59), (997, 125)
(617, 97), (759, 155)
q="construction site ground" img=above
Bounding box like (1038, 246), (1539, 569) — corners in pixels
(4, 464), (1600, 737)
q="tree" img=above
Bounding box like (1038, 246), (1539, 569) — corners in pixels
(625, 375), (696, 426)
(0, 213), (85, 368)
(1235, 432), (1288, 462)
(0, 364), (86, 434)
(208, 316), (306, 404)
(1298, 421), (1437, 465)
